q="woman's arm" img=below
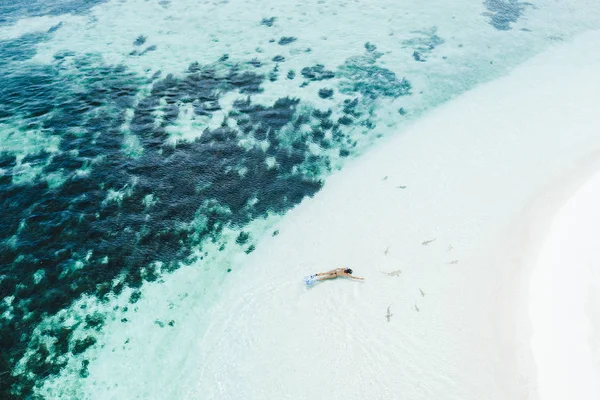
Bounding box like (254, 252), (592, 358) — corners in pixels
(343, 273), (364, 280)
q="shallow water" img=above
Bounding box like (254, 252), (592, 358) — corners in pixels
(0, 0), (599, 398)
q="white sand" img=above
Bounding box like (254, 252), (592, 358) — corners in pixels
(185, 31), (600, 400)
(529, 172), (600, 400)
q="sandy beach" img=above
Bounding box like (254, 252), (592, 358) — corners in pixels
(183, 31), (600, 400)
(529, 170), (600, 400)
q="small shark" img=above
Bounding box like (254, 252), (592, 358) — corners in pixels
(447, 260), (459, 265)
(381, 269), (402, 277)
(421, 238), (437, 246)
(396, 185), (407, 189)
(419, 288), (425, 297)
(414, 304), (420, 312)
(384, 246), (390, 255)
(386, 305), (393, 322)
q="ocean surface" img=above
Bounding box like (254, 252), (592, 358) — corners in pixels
(0, 0), (599, 398)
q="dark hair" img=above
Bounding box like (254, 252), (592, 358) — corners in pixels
(344, 268), (353, 274)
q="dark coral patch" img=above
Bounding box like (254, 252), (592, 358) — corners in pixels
(318, 88), (334, 99)
(483, 0), (532, 31)
(261, 17), (276, 27)
(338, 48), (411, 99)
(278, 36), (297, 45)
(300, 64), (335, 81)
(403, 27), (444, 62)
(72, 337), (97, 355)
(133, 35), (147, 46)
(364, 42), (377, 52)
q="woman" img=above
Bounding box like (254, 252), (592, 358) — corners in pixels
(304, 268), (364, 286)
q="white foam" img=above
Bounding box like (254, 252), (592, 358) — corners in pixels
(530, 172), (600, 400)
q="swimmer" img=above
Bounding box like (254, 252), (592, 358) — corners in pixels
(304, 268), (364, 286)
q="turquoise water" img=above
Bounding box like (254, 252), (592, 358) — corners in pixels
(0, 0), (599, 398)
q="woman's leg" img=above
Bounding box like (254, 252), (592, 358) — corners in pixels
(316, 269), (335, 277)
(318, 273), (336, 280)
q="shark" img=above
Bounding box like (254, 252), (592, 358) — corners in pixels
(386, 305), (393, 322)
